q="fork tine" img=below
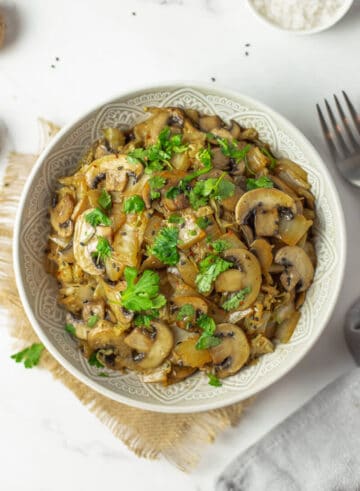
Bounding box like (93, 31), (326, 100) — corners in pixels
(316, 103), (338, 160)
(324, 98), (351, 158)
(334, 94), (360, 150)
(342, 90), (360, 136)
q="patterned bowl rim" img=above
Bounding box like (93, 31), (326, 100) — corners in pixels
(13, 82), (346, 413)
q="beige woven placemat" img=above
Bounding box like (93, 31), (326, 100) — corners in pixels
(0, 120), (250, 471)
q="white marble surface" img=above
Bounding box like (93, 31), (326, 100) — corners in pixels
(1, 1), (360, 490)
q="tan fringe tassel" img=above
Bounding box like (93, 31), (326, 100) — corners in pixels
(0, 121), (250, 472)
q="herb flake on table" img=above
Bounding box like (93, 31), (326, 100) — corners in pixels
(11, 343), (45, 368)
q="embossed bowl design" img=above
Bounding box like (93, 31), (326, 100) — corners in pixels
(14, 84), (346, 413)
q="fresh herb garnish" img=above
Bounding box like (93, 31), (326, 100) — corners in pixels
(11, 343), (45, 368)
(120, 267), (166, 312)
(209, 135), (251, 163)
(123, 195), (145, 213)
(168, 214), (185, 224)
(207, 373), (222, 387)
(188, 173), (235, 210)
(222, 286), (251, 311)
(260, 147), (277, 170)
(87, 315), (99, 328)
(85, 208), (112, 227)
(134, 310), (159, 327)
(196, 216), (211, 229)
(165, 187), (181, 199)
(246, 176), (274, 191)
(195, 314), (221, 350)
(210, 239), (230, 253)
(176, 304), (195, 321)
(195, 254), (232, 294)
(149, 175), (166, 200)
(148, 226), (180, 266)
(98, 189), (112, 210)
(88, 352), (104, 368)
(127, 127), (188, 174)
(92, 236), (111, 263)
(65, 323), (76, 335)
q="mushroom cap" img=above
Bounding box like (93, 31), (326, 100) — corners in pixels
(73, 209), (104, 276)
(136, 321), (174, 370)
(275, 246), (314, 292)
(235, 188), (297, 224)
(221, 248), (262, 309)
(209, 323), (250, 378)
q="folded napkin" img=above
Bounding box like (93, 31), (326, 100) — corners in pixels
(217, 369), (360, 491)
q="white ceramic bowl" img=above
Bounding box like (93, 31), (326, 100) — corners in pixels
(14, 83), (346, 413)
(247, 0), (353, 35)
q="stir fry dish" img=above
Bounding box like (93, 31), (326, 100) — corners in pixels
(46, 106), (316, 387)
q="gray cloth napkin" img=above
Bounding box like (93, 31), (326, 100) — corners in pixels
(217, 369), (360, 491)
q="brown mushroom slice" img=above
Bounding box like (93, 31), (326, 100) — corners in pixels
(133, 108), (172, 145)
(66, 313), (90, 340)
(102, 127), (125, 151)
(140, 255), (165, 272)
(173, 295), (208, 330)
(222, 248), (262, 309)
(178, 215), (206, 250)
(212, 147), (230, 170)
(209, 323), (250, 378)
(221, 186), (244, 212)
(215, 269), (244, 293)
(143, 215), (163, 244)
(246, 146), (269, 173)
(275, 246), (314, 292)
(99, 279), (133, 329)
(302, 241), (317, 268)
(250, 334), (274, 358)
(165, 365), (197, 385)
(141, 361), (172, 384)
(73, 209), (104, 275)
(199, 114), (223, 132)
(184, 108), (200, 125)
(124, 328), (154, 353)
(177, 253), (198, 288)
(82, 300), (105, 323)
(50, 193), (75, 238)
(218, 231), (247, 250)
(235, 188), (297, 225)
(250, 239), (273, 274)
(84, 155), (143, 191)
(174, 336), (212, 368)
(135, 321), (174, 370)
(229, 120), (242, 139)
(274, 311), (301, 343)
(278, 214), (313, 246)
(167, 273), (198, 297)
(280, 267), (301, 292)
(254, 207), (279, 237)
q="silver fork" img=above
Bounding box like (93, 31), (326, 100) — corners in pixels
(317, 91), (360, 187)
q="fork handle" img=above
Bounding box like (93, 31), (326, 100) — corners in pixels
(344, 298), (360, 366)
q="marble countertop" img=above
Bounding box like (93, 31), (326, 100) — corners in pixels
(1, 1), (360, 490)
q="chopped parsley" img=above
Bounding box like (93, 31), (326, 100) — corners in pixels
(210, 239), (230, 253)
(88, 352), (104, 368)
(260, 147), (277, 170)
(196, 254), (232, 294)
(123, 195), (145, 213)
(85, 208), (112, 227)
(207, 373), (222, 387)
(120, 267), (166, 312)
(165, 187), (181, 199)
(209, 134), (251, 163)
(196, 216), (211, 229)
(127, 127), (188, 174)
(11, 343), (45, 368)
(168, 214), (185, 224)
(92, 236), (111, 263)
(87, 315), (99, 328)
(149, 175), (166, 200)
(98, 189), (112, 210)
(222, 286), (252, 311)
(195, 314), (221, 350)
(148, 226), (180, 266)
(188, 173), (235, 210)
(134, 310), (159, 328)
(65, 323), (76, 335)
(246, 176), (274, 191)
(176, 304), (195, 321)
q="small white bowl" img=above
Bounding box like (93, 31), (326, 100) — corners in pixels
(247, 0), (353, 35)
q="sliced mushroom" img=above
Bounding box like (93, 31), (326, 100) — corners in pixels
(199, 115), (222, 132)
(177, 253), (199, 288)
(209, 323), (250, 378)
(134, 321), (174, 370)
(124, 327), (155, 353)
(246, 146), (269, 173)
(84, 155), (143, 191)
(141, 361), (172, 383)
(235, 188), (297, 226)
(250, 334), (274, 358)
(218, 231), (247, 250)
(102, 127), (125, 152)
(211, 147), (230, 170)
(82, 300), (105, 323)
(254, 207), (279, 237)
(66, 313), (90, 340)
(173, 295), (208, 330)
(73, 209), (104, 275)
(275, 246), (314, 292)
(165, 365), (197, 385)
(250, 239), (273, 274)
(221, 248), (262, 309)
(278, 214), (313, 246)
(50, 193), (75, 238)
(174, 336), (212, 368)
(177, 214), (206, 249)
(274, 311), (301, 343)
(215, 269), (244, 293)
(228, 120), (242, 139)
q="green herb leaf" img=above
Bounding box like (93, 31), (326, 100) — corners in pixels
(210, 239), (230, 253)
(213, 136), (251, 163)
(127, 148), (148, 165)
(120, 267), (166, 312)
(98, 189), (112, 210)
(165, 186), (181, 199)
(176, 304), (195, 321)
(149, 175), (166, 200)
(88, 352), (104, 368)
(85, 208), (112, 227)
(188, 174), (235, 209)
(197, 146), (212, 168)
(195, 255), (232, 293)
(92, 236), (112, 264)
(123, 195), (145, 214)
(65, 323), (76, 335)
(148, 227), (180, 266)
(196, 216), (211, 229)
(196, 334), (221, 350)
(207, 373), (222, 387)
(168, 214), (185, 224)
(87, 315), (99, 328)
(195, 314), (221, 350)
(11, 343), (45, 368)
(222, 286), (252, 311)
(197, 313), (216, 334)
(134, 310), (159, 327)
(260, 147), (277, 170)
(246, 176), (274, 191)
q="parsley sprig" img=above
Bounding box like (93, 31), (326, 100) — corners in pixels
(148, 226), (180, 266)
(208, 134), (251, 163)
(246, 176), (273, 191)
(98, 189), (112, 210)
(92, 236), (111, 263)
(11, 343), (45, 368)
(188, 173), (235, 210)
(85, 208), (112, 227)
(195, 254), (232, 294)
(149, 175), (166, 200)
(222, 287), (251, 311)
(123, 195), (145, 213)
(134, 310), (159, 328)
(120, 267), (166, 312)
(207, 373), (222, 387)
(195, 314), (221, 350)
